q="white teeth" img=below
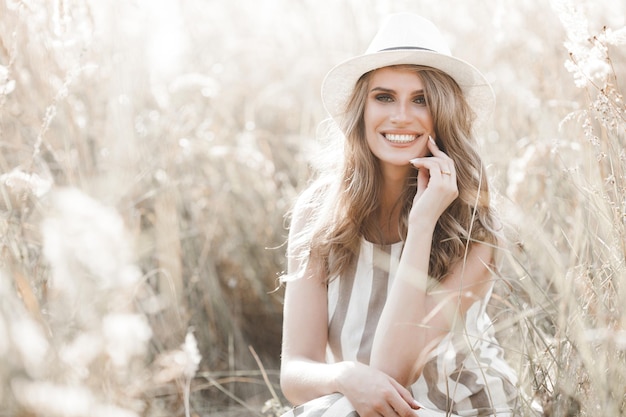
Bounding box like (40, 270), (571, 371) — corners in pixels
(385, 134), (417, 143)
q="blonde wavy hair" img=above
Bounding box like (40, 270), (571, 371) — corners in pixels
(288, 65), (500, 284)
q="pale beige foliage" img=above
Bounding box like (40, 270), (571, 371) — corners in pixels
(0, 0), (625, 416)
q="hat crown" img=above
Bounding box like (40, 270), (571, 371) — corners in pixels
(365, 13), (451, 56)
(321, 13), (494, 128)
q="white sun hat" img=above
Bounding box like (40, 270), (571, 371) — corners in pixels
(321, 13), (495, 127)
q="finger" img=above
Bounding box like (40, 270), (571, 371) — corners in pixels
(389, 379), (421, 410)
(368, 399), (399, 417)
(416, 167), (429, 194)
(409, 152), (451, 174)
(382, 404), (403, 417)
(439, 167), (454, 179)
(425, 139), (456, 179)
(410, 158), (457, 203)
(440, 161), (456, 180)
(427, 136), (452, 160)
(409, 162), (434, 196)
(409, 158), (446, 180)
(386, 395), (416, 417)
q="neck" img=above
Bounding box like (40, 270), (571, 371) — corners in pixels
(379, 164), (411, 209)
(375, 168), (411, 244)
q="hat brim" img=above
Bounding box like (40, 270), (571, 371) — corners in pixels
(321, 50), (495, 128)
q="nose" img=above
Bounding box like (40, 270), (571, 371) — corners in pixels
(390, 102), (410, 124)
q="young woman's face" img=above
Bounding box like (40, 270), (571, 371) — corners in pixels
(363, 66), (434, 173)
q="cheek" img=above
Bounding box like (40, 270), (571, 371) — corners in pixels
(420, 108), (434, 128)
(363, 101), (384, 124)
(363, 106), (374, 128)
(363, 110), (378, 137)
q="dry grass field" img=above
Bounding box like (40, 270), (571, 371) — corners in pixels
(0, 0), (624, 416)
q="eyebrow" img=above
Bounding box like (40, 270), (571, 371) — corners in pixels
(369, 87), (425, 95)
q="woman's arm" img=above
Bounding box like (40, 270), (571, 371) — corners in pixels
(281, 263), (422, 416)
(280, 257), (339, 404)
(280, 191), (421, 416)
(370, 237), (494, 386)
(279, 187), (352, 404)
(370, 137), (494, 386)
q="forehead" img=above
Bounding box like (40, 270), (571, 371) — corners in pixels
(368, 66), (425, 89)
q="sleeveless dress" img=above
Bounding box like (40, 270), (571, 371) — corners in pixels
(281, 239), (519, 417)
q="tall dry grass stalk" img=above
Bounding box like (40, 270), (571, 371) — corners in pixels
(495, 1), (626, 415)
(0, 0), (624, 415)
(0, 0), (304, 414)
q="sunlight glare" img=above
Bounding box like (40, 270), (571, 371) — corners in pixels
(138, 0), (188, 79)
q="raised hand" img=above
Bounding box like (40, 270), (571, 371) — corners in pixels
(408, 136), (459, 225)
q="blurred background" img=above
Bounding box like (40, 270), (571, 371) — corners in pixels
(0, 0), (624, 416)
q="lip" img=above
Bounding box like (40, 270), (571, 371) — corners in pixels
(381, 131), (423, 145)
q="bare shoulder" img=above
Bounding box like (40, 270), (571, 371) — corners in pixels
(288, 179), (329, 237)
(439, 241), (497, 311)
(469, 240), (497, 268)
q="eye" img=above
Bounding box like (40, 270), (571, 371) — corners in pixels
(413, 95), (427, 106)
(375, 94), (394, 103)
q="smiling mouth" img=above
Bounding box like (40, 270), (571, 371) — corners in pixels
(384, 133), (419, 144)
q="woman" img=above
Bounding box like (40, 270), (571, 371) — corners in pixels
(280, 13), (518, 417)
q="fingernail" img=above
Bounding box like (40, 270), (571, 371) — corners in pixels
(429, 135), (436, 144)
(409, 158), (418, 166)
(412, 400), (422, 409)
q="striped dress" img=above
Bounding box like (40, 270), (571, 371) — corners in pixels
(282, 239), (519, 417)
